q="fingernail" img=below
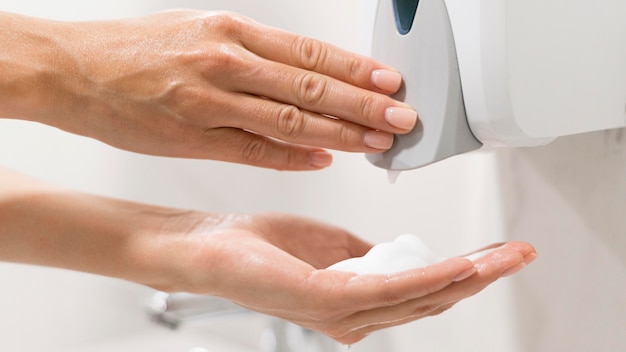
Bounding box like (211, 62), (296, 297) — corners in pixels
(501, 262), (527, 278)
(371, 69), (402, 92)
(363, 130), (394, 150)
(385, 107), (418, 130)
(524, 252), (538, 265)
(453, 267), (477, 282)
(309, 150), (333, 168)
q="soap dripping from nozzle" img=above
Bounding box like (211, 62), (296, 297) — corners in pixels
(387, 170), (402, 184)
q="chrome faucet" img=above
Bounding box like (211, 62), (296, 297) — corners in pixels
(146, 292), (337, 352)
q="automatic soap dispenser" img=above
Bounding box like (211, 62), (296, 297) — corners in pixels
(367, 0), (626, 171)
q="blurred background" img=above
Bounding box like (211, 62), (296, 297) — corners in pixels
(0, 1), (624, 351)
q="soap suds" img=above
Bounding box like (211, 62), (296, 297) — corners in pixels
(326, 234), (444, 275)
(327, 234), (500, 275)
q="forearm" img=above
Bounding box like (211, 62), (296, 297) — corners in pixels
(0, 12), (69, 122)
(0, 167), (198, 290)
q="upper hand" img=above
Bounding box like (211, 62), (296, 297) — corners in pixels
(41, 10), (417, 170)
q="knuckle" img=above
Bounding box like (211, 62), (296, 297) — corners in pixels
(428, 305), (452, 317)
(161, 83), (202, 119)
(357, 94), (379, 123)
(294, 72), (328, 106)
(377, 289), (405, 306)
(240, 137), (269, 164)
(292, 36), (328, 70)
(275, 104), (307, 139)
(347, 56), (368, 84)
(200, 11), (246, 38)
(282, 148), (301, 171)
(336, 125), (356, 149)
(206, 44), (246, 72)
(180, 43), (247, 77)
(189, 14), (254, 75)
(413, 303), (439, 317)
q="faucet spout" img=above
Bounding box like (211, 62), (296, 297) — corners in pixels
(145, 291), (338, 351)
(146, 292), (248, 329)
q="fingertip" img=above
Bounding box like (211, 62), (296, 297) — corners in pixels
(501, 262), (527, 278)
(384, 107), (418, 131)
(475, 247), (527, 278)
(500, 241), (538, 264)
(453, 266), (477, 282)
(363, 130), (394, 150)
(523, 252), (539, 266)
(371, 69), (403, 93)
(309, 150), (333, 169)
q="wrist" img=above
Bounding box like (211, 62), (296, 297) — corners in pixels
(0, 167), (219, 294)
(128, 210), (227, 294)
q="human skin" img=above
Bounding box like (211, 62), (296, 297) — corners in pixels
(0, 167), (537, 344)
(0, 10), (418, 170)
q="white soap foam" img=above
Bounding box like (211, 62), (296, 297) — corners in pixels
(327, 235), (505, 275)
(326, 234), (445, 275)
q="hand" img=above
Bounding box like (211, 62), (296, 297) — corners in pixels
(155, 213), (537, 344)
(2, 10), (416, 170)
(0, 168), (536, 344)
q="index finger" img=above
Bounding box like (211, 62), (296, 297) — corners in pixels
(239, 18), (402, 94)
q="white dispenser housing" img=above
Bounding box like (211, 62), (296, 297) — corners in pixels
(367, 0), (626, 170)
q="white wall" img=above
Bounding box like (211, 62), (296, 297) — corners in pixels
(1, 1), (624, 351)
(497, 129), (626, 352)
